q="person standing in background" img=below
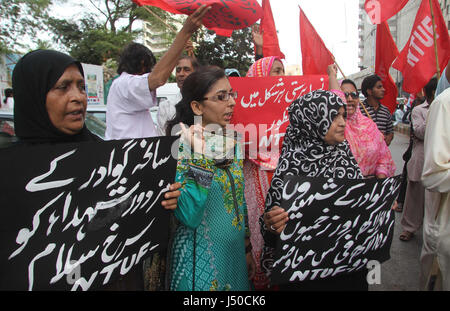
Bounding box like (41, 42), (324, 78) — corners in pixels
(420, 86), (450, 290)
(105, 5), (210, 140)
(394, 91), (426, 213)
(399, 78), (437, 242)
(435, 60), (449, 97)
(157, 55), (199, 136)
(2, 88), (14, 110)
(360, 75), (394, 146)
(327, 64), (395, 179)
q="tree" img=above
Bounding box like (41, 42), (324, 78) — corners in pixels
(0, 0), (53, 54)
(35, 39), (53, 50)
(47, 16), (137, 65)
(195, 28), (255, 76)
(47, 1), (182, 64)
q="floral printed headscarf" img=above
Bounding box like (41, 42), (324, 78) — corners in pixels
(246, 56), (282, 77)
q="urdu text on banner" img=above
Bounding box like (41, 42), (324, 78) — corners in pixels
(0, 136), (178, 290)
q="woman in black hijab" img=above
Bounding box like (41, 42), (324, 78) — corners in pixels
(260, 90), (368, 291)
(13, 49), (99, 143)
(11, 50), (182, 290)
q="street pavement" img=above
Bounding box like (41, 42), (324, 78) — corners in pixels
(369, 131), (423, 291)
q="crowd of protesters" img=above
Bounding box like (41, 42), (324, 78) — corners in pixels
(3, 3), (450, 292)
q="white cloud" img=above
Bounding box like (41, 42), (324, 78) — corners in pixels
(258, 0), (360, 75)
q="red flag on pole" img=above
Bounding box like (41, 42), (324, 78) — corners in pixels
(299, 6), (334, 75)
(375, 21), (399, 113)
(392, 0), (450, 94)
(260, 0), (285, 59)
(133, 0), (262, 37)
(365, 0), (409, 24)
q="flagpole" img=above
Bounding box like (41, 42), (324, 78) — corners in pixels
(143, 6), (177, 32)
(332, 56), (347, 80)
(429, 0), (441, 80)
(335, 62), (347, 80)
(359, 95), (374, 122)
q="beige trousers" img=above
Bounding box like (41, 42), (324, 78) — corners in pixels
(401, 180), (425, 233)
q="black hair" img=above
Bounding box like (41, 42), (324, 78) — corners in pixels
(117, 42), (156, 75)
(3, 88), (13, 104)
(340, 79), (358, 92)
(178, 55), (200, 70)
(166, 66), (226, 136)
(423, 77), (438, 102)
(361, 74), (382, 97)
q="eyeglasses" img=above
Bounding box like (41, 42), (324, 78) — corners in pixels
(344, 91), (359, 99)
(203, 91), (238, 102)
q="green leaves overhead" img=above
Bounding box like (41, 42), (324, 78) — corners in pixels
(0, 0), (53, 53)
(195, 28), (255, 77)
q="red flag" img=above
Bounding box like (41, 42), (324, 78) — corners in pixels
(133, 0), (262, 37)
(260, 0), (285, 59)
(392, 0), (450, 94)
(365, 0), (409, 24)
(299, 6), (334, 75)
(376, 21), (399, 113)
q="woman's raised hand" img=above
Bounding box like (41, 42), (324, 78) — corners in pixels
(182, 4), (211, 34)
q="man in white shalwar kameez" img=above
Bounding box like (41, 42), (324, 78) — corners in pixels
(420, 87), (450, 290)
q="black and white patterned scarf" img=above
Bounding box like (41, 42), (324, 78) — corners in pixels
(260, 90), (363, 279)
(265, 90), (363, 210)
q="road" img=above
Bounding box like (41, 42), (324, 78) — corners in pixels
(369, 131), (423, 291)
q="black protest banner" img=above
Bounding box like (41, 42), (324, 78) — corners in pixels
(0, 136), (178, 290)
(271, 175), (402, 285)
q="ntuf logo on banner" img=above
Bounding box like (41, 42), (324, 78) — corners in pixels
(271, 175), (402, 285)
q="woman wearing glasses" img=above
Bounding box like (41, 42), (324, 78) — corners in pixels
(327, 65), (395, 179)
(166, 66), (255, 291)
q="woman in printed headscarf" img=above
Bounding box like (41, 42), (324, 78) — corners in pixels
(244, 56), (285, 290)
(261, 90), (369, 291)
(12, 49), (182, 290)
(246, 56), (285, 78)
(327, 64), (396, 179)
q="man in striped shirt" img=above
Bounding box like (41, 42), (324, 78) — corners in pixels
(360, 75), (394, 146)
